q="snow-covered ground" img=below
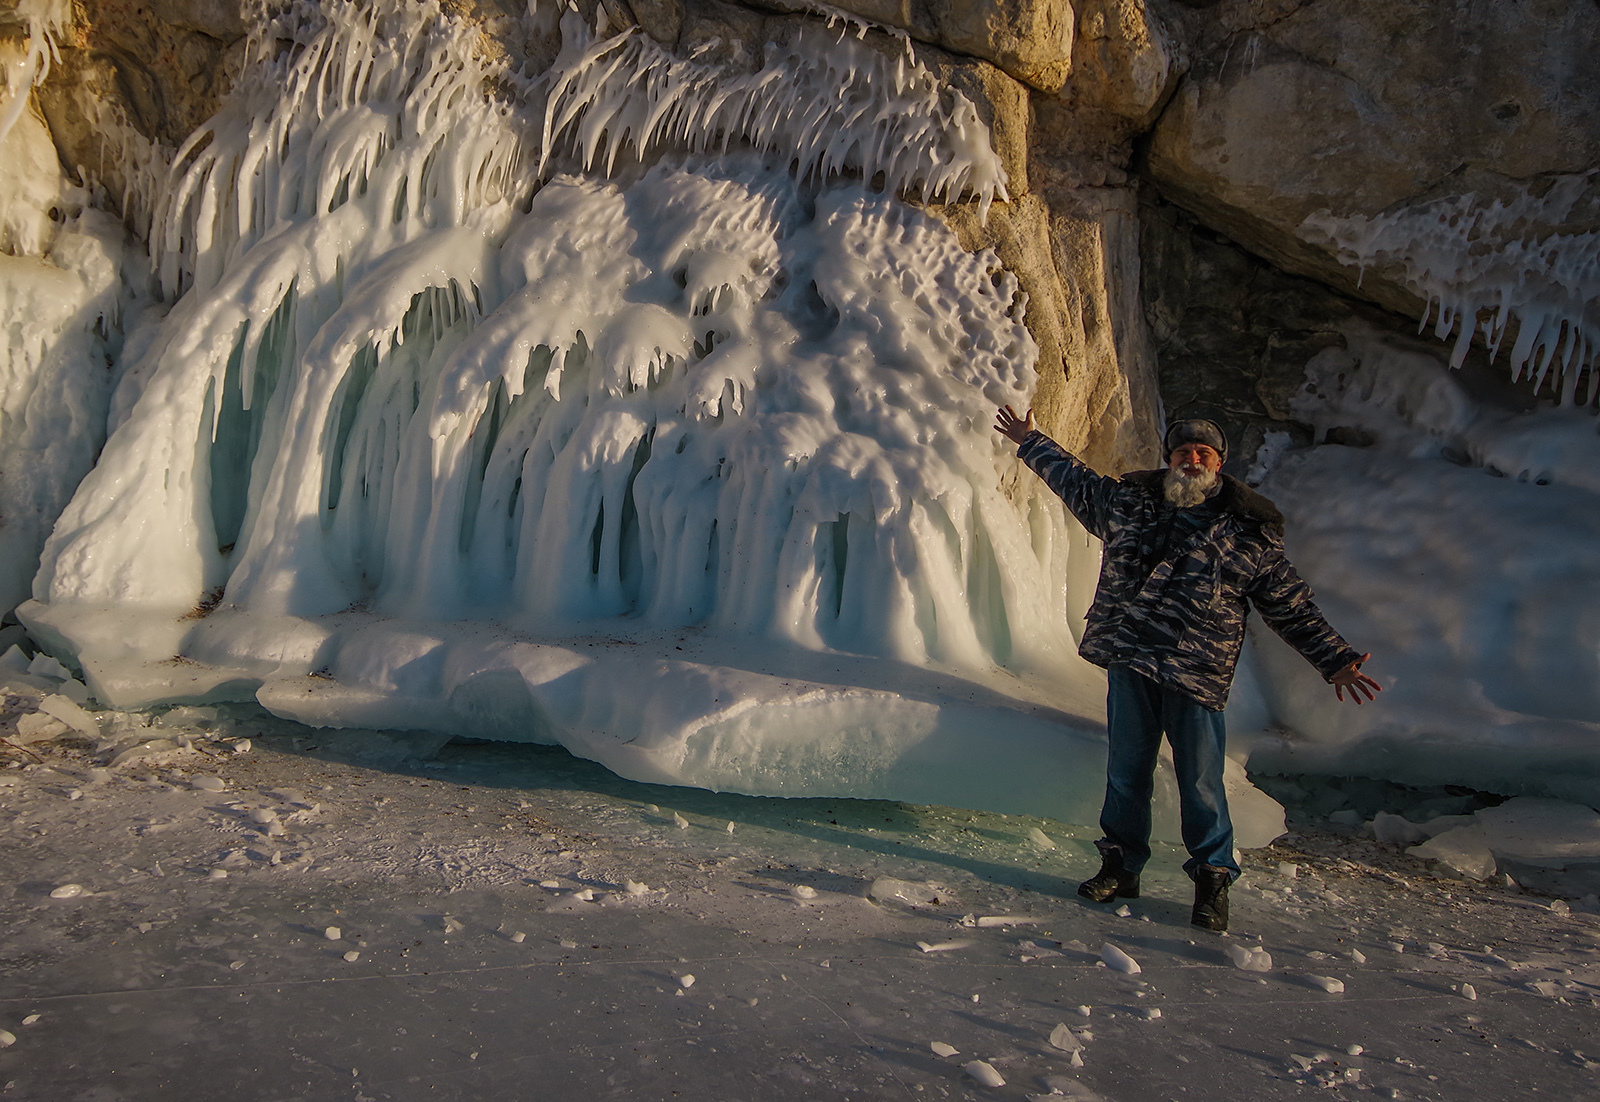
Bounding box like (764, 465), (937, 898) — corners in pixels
(4, 682), (1599, 1101)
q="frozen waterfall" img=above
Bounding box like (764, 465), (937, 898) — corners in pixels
(18, 0), (1292, 839)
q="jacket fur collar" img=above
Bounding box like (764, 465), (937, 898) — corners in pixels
(1121, 470), (1285, 531)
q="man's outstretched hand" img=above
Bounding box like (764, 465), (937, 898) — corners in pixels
(995, 405), (1036, 446)
(1332, 653), (1381, 704)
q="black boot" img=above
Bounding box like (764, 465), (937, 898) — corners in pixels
(1191, 865), (1231, 931)
(1078, 852), (1140, 903)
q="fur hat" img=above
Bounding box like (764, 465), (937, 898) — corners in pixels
(1164, 418), (1228, 461)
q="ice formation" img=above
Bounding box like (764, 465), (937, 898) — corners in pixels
(1301, 175), (1600, 403)
(15, 0), (1290, 839)
(1236, 322), (1600, 804)
(0, 0), (131, 618)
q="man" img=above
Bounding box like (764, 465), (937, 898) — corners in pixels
(994, 406), (1379, 931)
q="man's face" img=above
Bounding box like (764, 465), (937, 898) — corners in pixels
(1168, 442), (1222, 478)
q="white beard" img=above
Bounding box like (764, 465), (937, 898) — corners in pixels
(1164, 466), (1220, 508)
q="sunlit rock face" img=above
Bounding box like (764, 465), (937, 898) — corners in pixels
(1149, 0), (1600, 396)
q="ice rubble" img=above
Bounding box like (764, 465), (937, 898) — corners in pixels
(1237, 322), (1600, 804)
(13, 0), (1291, 840)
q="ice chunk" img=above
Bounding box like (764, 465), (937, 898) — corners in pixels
(789, 885), (816, 901)
(1409, 826), (1497, 880)
(1350, 949), (1367, 964)
(510, 932), (526, 943)
(1306, 975), (1345, 994)
(324, 926), (342, 941)
(21, 1016), (38, 1026)
(1472, 798), (1600, 867)
(190, 776), (225, 793)
(343, 950), (361, 962)
(868, 879), (947, 907)
(0, 1031), (14, 1047)
(28, 653), (71, 681)
(1026, 827), (1057, 850)
(1459, 983), (1478, 1000)
(1049, 1023), (1083, 1052)
(624, 880), (650, 895)
(1225, 944), (1273, 972)
(1277, 862), (1299, 878)
(208, 869), (228, 880)
(1100, 943), (1140, 974)
(15, 712), (68, 743)
(39, 694), (96, 737)
(1370, 812), (1429, 846)
(49, 883), (86, 899)
(916, 940), (973, 953)
(930, 1042), (958, 1057)
(673, 813), (690, 830)
(443, 916), (465, 932)
(677, 974), (695, 988)
(1113, 905), (1131, 918)
(1140, 1008), (1162, 1020)
(964, 1061), (1005, 1088)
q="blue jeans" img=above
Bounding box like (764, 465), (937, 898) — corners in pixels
(1099, 665), (1239, 881)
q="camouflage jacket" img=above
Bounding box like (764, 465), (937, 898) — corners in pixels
(1018, 431), (1361, 711)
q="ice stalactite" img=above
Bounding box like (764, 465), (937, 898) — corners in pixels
(0, 0), (69, 149)
(1301, 174), (1600, 406)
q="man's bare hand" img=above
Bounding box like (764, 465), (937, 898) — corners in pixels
(995, 405), (1036, 446)
(1332, 653), (1381, 704)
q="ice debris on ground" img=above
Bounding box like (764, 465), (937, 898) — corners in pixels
(1226, 944), (1273, 972)
(930, 1042), (958, 1058)
(1307, 975), (1346, 995)
(870, 879), (948, 907)
(1099, 943), (1140, 974)
(49, 883), (85, 899)
(916, 940), (973, 953)
(1027, 827), (1057, 850)
(964, 1060), (1005, 1087)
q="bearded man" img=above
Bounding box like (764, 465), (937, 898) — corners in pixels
(994, 407), (1379, 931)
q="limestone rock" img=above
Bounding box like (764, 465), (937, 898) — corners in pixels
(1147, 0), (1600, 320)
(1068, 0), (1180, 127)
(754, 0), (1076, 93)
(629, 0), (686, 45)
(936, 189), (1161, 475)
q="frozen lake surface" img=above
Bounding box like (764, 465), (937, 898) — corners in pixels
(2, 702), (1599, 1101)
